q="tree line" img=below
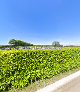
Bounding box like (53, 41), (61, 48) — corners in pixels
(9, 39), (33, 46)
(0, 39), (33, 49)
(0, 39), (63, 49)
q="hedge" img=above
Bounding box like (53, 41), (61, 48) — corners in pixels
(0, 48), (80, 91)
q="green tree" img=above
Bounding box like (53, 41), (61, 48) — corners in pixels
(52, 41), (60, 47)
(8, 39), (16, 45)
(8, 39), (33, 46)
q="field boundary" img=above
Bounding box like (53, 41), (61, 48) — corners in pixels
(36, 71), (80, 92)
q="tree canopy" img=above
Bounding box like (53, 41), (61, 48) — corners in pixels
(8, 39), (33, 46)
(52, 41), (63, 47)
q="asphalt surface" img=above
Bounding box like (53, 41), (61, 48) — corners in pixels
(36, 71), (80, 92)
(61, 76), (80, 92)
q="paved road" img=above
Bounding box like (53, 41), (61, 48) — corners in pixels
(36, 71), (80, 92)
(61, 77), (80, 92)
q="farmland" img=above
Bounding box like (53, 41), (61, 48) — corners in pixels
(1, 48), (80, 91)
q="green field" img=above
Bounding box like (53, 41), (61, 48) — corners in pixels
(1, 48), (80, 91)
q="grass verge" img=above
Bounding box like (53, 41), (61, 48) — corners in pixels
(8, 67), (80, 92)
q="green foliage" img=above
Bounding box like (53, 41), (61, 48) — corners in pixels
(1, 48), (80, 91)
(52, 41), (63, 47)
(8, 39), (33, 46)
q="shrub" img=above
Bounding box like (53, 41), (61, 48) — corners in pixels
(0, 48), (80, 91)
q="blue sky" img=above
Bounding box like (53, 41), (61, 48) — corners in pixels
(0, 0), (80, 45)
